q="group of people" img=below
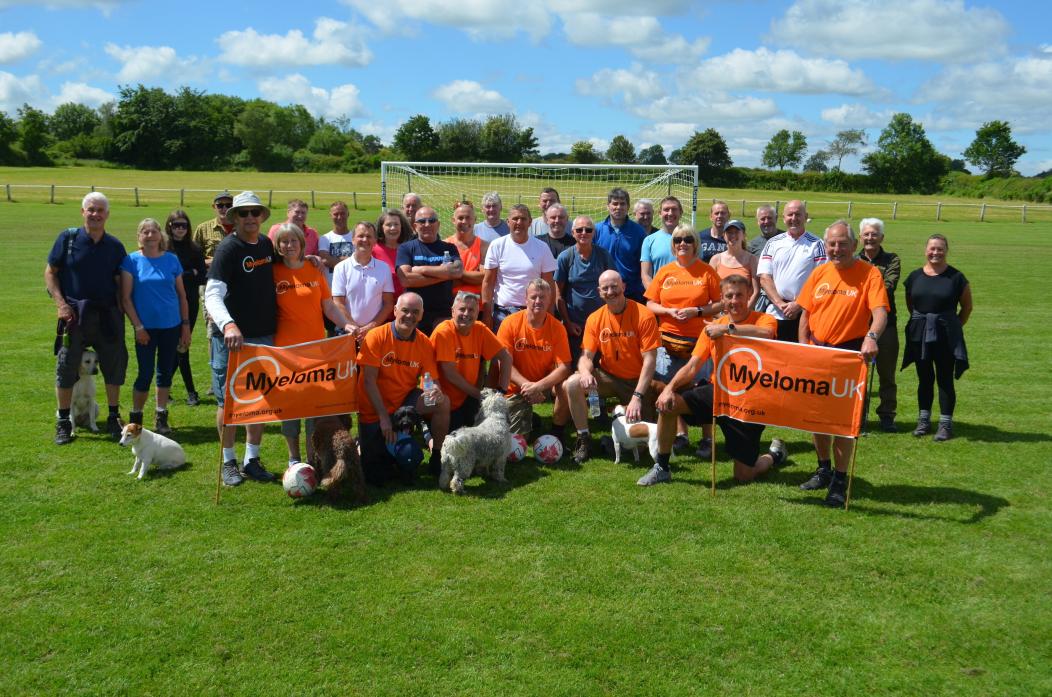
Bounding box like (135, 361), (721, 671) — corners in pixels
(47, 186), (972, 508)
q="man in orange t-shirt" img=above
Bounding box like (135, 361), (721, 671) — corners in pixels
(639, 275), (783, 487)
(563, 270), (660, 464)
(358, 292), (449, 484)
(432, 290), (512, 430)
(496, 279), (572, 436)
(796, 220), (888, 508)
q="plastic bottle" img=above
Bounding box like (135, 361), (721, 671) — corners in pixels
(422, 372), (437, 407)
(587, 389), (601, 419)
(656, 346), (670, 376)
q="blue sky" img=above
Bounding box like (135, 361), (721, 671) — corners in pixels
(1, 0), (1050, 174)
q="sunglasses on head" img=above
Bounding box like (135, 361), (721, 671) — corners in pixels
(236, 208), (263, 218)
(415, 217), (438, 224)
(574, 226), (594, 233)
(673, 237), (694, 244)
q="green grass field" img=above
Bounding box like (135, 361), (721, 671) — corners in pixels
(1, 170), (1050, 695)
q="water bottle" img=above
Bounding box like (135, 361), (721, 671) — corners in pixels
(442, 250), (453, 265)
(422, 372), (437, 407)
(587, 389), (601, 419)
(656, 346), (670, 376)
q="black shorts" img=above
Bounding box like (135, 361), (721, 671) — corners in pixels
(449, 396), (480, 431)
(680, 382), (765, 465)
(776, 317), (800, 342)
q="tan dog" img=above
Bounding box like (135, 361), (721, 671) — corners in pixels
(118, 423), (186, 479)
(70, 350), (100, 433)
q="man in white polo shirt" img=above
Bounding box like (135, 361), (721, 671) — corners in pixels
(756, 199), (827, 342)
(331, 221), (394, 341)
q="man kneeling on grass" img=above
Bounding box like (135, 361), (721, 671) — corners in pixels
(639, 275), (787, 486)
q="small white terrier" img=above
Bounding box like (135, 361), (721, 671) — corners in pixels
(439, 389), (513, 494)
(118, 423), (186, 479)
(70, 350), (100, 433)
(610, 404), (660, 464)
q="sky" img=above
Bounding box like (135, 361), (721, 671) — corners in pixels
(1, 0), (1050, 175)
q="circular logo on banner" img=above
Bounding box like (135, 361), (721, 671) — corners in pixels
(715, 346), (762, 396)
(228, 355), (281, 405)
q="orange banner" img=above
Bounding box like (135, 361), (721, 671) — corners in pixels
(711, 335), (868, 437)
(222, 335), (357, 425)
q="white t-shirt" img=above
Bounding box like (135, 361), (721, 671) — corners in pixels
(756, 231), (827, 319)
(483, 235), (557, 308)
(331, 255), (394, 325)
(318, 230), (355, 284)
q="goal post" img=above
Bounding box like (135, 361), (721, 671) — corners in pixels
(381, 161), (699, 226)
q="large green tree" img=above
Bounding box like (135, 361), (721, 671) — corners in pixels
(762, 129), (807, 170)
(963, 120), (1026, 177)
(435, 118), (482, 161)
(18, 104), (53, 166)
(803, 150), (831, 173)
(605, 135), (636, 164)
(479, 114), (538, 162)
(570, 140), (600, 164)
(637, 143), (667, 165)
(862, 113), (948, 194)
(393, 114), (438, 160)
(679, 128), (732, 183)
(110, 85), (178, 168)
(827, 129), (866, 171)
(0, 112), (19, 164)
(49, 103), (101, 141)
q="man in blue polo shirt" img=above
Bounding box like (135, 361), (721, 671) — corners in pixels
(45, 192), (128, 445)
(593, 187), (647, 303)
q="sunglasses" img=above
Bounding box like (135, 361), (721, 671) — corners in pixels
(237, 208), (263, 218)
(672, 237), (695, 244)
(171, 221), (189, 229)
(215, 202), (232, 209)
(415, 217), (439, 224)
(574, 227), (594, 233)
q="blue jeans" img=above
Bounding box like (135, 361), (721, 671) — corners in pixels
(133, 325), (180, 392)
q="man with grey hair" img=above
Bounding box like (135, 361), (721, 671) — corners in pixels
(474, 191), (509, 242)
(857, 217), (900, 432)
(536, 203), (574, 261)
(46, 191), (128, 444)
(402, 193), (423, 224)
(634, 199), (658, 234)
(528, 187), (560, 237)
(748, 204), (782, 255)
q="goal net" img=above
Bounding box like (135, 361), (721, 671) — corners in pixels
(381, 162), (699, 225)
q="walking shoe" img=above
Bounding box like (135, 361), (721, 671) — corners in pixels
(572, 432), (591, 465)
(912, 419), (930, 437)
(695, 437), (713, 459)
(106, 413), (123, 440)
(800, 465), (833, 491)
(933, 423), (953, 442)
(672, 433), (689, 453)
(186, 391), (200, 407)
(55, 418), (74, 445)
(824, 473), (847, 508)
(221, 459), (244, 487)
(637, 464), (671, 486)
(768, 438), (787, 466)
(241, 457), (276, 482)
(155, 409), (173, 436)
(879, 415), (898, 433)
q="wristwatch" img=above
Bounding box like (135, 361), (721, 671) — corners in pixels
(727, 323), (736, 335)
(866, 331), (879, 340)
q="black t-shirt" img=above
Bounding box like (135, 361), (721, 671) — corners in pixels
(208, 234), (277, 338)
(395, 237), (459, 313)
(537, 233), (575, 262)
(905, 265), (968, 314)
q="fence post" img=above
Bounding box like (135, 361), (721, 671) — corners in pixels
(50, 184), (55, 204)
(268, 190), (273, 207)
(5, 184), (10, 202)
(847, 201), (853, 219)
(571, 195), (576, 213)
(936, 203), (942, 221)
(979, 203), (986, 222)
(1022, 205), (1027, 223)
(180, 189), (185, 207)
(774, 200), (780, 216)
(311, 190), (316, 209)
(134, 187), (140, 207)
(352, 192), (358, 210)
(741, 199), (746, 216)
(892, 202), (898, 220)
(91, 185), (95, 192)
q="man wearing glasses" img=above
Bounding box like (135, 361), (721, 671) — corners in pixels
(192, 190), (234, 269)
(555, 216), (615, 360)
(204, 191), (279, 487)
(396, 205), (463, 333)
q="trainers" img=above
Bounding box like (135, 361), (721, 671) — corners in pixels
(155, 409), (172, 436)
(912, 420), (930, 437)
(695, 438), (713, 459)
(672, 433), (689, 453)
(933, 423), (953, 442)
(879, 415), (898, 433)
(106, 413), (122, 440)
(221, 459), (244, 487)
(768, 438), (787, 466)
(186, 391), (200, 407)
(241, 457), (276, 482)
(824, 474), (847, 508)
(55, 418), (74, 445)
(800, 465), (833, 491)
(637, 464), (671, 486)
(572, 432), (591, 464)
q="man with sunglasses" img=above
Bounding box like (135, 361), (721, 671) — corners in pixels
(555, 216), (615, 360)
(396, 206), (463, 333)
(204, 191), (279, 487)
(192, 190), (235, 269)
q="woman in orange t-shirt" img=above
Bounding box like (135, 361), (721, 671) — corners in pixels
(273, 223), (352, 468)
(708, 220), (760, 309)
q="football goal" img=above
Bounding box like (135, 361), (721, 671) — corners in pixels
(381, 161), (699, 225)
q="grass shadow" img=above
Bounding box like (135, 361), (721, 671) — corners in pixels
(951, 421), (1052, 444)
(457, 458), (549, 499)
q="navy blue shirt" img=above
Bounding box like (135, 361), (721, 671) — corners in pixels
(395, 237), (459, 313)
(697, 229), (727, 263)
(593, 216), (646, 301)
(47, 227), (127, 305)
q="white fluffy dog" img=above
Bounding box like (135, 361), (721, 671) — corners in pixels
(439, 388), (513, 494)
(118, 423), (186, 479)
(70, 349), (100, 433)
(610, 404), (660, 464)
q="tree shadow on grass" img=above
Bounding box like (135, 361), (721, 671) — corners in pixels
(950, 421), (1052, 444)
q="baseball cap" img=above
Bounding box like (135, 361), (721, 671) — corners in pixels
(214, 190), (233, 203)
(387, 434), (424, 470)
(724, 219), (747, 233)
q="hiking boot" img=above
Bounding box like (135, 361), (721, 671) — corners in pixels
(912, 419), (930, 437)
(672, 433), (689, 453)
(221, 459), (244, 487)
(879, 415), (898, 433)
(572, 432), (591, 465)
(241, 457), (276, 482)
(933, 423), (953, 442)
(824, 473), (847, 508)
(155, 409), (173, 436)
(695, 438), (713, 459)
(769, 438), (787, 466)
(637, 464), (671, 486)
(800, 465), (833, 491)
(55, 418), (74, 445)
(186, 391), (200, 407)
(106, 413), (122, 440)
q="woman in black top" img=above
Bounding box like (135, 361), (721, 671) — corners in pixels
(902, 234), (972, 441)
(164, 210), (207, 406)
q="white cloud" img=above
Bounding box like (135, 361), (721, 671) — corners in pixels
(639, 121), (699, 145)
(0, 70), (44, 112)
(575, 65), (665, 106)
(1042, 45), (1052, 55)
(633, 93), (779, 122)
(342, 0), (551, 40)
(771, 0), (1009, 62)
(257, 74), (366, 120)
(0, 31), (41, 63)
(218, 18), (372, 68)
(53, 82), (113, 107)
(432, 80), (512, 114)
(104, 43), (201, 84)
(821, 103), (894, 128)
(561, 13), (708, 64)
(685, 48), (877, 95)
(0, 0), (125, 12)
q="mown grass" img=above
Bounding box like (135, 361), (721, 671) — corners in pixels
(0, 189), (1050, 695)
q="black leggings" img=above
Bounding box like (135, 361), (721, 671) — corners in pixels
(176, 295), (200, 395)
(914, 343), (956, 416)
